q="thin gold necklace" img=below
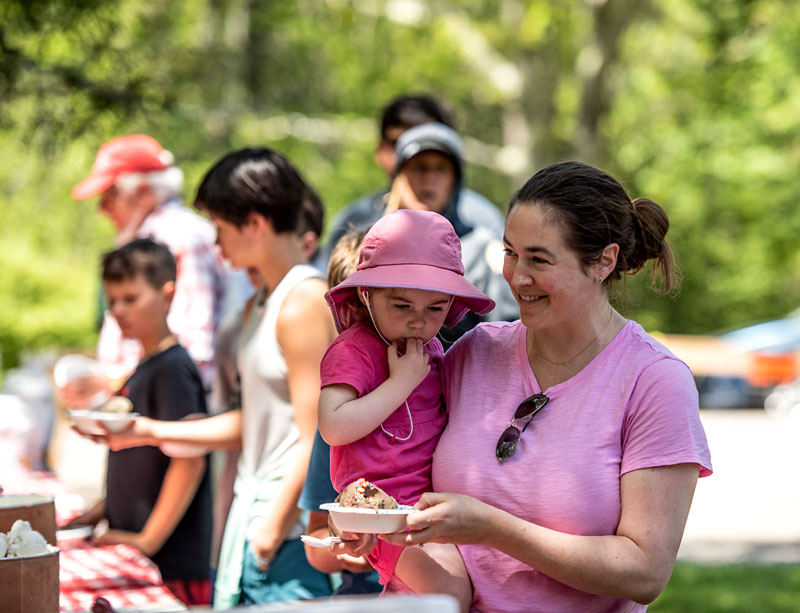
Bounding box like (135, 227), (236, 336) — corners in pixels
(533, 308), (615, 367)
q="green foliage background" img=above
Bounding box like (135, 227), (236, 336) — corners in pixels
(2, 0), (800, 370)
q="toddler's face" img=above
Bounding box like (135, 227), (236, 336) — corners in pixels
(362, 287), (451, 347)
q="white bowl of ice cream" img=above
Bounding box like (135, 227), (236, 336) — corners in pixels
(320, 503), (416, 534)
(321, 478), (417, 534)
(68, 409), (139, 435)
(69, 396), (138, 434)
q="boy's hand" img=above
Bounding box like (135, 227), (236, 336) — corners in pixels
(61, 509), (103, 530)
(56, 374), (110, 410)
(387, 173), (426, 212)
(93, 528), (156, 557)
(387, 339), (430, 393)
(327, 513), (377, 558)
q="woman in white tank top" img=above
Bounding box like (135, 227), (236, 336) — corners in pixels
(104, 149), (336, 607)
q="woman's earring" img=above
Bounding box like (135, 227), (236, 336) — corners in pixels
(597, 277), (604, 283)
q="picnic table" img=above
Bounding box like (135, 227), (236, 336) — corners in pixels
(59, 540), (185, 612)
(3, 470), (186, 612)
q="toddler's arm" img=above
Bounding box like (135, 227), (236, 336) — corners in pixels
(319, 339), (430, 446)
(93, 456), (205, 556)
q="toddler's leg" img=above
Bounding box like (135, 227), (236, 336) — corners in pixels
(393, 543), (472, 613)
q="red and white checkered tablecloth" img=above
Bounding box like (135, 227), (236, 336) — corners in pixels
(59, 541), (186, 612)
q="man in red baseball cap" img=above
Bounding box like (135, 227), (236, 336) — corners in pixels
(71, 134), (174, 201)
(70, 135), (227, 390)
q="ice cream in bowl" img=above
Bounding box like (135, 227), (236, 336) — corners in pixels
(320, 478), (417, 534)
(68, 396), (139, 435)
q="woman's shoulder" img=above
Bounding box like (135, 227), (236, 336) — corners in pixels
(604, 321), (696, 394)
(277, 273), (331, 330)
(618, 321), (690, 369)
(444, 320), (523, 364)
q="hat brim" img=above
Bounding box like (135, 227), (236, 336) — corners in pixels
(71, 171), (117, 200)
(325, 263), (495, 334)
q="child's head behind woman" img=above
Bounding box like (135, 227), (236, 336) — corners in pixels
(326, 209), (495, 347)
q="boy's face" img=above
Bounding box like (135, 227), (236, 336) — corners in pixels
(400, 151), (456, 214)
(104, 274), (172, 341)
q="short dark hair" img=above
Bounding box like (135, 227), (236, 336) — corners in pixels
(508, 161), (678, 293)
(380, 94), (455, 141)
(101, 238), (177, 289)
(195, 148), (323, 234)
(298, 185), (324, 237)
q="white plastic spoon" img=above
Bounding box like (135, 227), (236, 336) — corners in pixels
(300, 534), (344, 548)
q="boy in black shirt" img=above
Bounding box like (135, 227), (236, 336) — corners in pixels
(66, 238), (212, 605)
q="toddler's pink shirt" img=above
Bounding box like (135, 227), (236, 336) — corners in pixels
(435, 320), (712, 613)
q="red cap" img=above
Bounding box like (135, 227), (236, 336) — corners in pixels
(71, 134), (173, 200)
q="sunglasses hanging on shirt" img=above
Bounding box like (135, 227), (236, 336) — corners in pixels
(495, 393), (549, 463)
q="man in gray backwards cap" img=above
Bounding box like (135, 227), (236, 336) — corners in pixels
(318, 94), (505, 265)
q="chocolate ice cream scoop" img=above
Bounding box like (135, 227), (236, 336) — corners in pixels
(336, 478), (397, 510)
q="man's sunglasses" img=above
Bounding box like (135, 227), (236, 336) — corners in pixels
(495, 393), (549, 463)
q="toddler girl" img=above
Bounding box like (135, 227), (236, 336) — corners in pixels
(318, 209), (494, 610)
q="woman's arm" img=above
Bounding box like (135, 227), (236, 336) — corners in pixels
(93, 456), (206, 556)
(382, 463), (700, 605)
(249, 278), (335, 567)
(318, 339), (429, 446)
(105, 409), (243, 451)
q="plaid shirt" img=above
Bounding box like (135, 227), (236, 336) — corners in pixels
(97, 199), (226, 388)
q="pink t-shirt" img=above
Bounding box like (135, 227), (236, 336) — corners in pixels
(436, 320), (712, 613)
(320, 322), (447, 504)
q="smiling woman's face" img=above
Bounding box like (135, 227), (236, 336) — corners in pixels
(502, 203), (597, 331)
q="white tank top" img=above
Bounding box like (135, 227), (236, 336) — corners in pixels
(237, 264), (323, 481)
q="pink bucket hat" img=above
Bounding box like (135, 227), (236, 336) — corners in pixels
(326, 209), (495, 333)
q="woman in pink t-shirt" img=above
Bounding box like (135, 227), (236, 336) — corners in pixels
(319, 209), (494, 610)
(382, 161), (713, 612)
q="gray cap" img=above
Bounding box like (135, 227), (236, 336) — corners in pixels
(394, 122), (463, 174)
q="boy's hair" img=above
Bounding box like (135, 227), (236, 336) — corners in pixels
(327, 227), (365, 288)
(380, 94), (455, 140)
(102, 238), (177, 289)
